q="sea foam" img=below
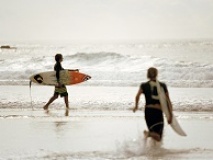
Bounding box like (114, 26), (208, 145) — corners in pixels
(0, 41), (213, 87)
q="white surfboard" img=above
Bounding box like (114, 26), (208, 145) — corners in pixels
(29, 69), (91, 86)
(156, 81), (187, 136)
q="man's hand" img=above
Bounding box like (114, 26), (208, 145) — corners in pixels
(168, 114), (173, 124)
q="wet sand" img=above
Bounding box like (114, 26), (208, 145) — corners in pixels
(0, 110), (213, 159)
(0, 85), (213, 159)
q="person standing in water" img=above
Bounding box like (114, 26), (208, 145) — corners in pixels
(133, 67), (172, 141)
(43, 53), (78, 110)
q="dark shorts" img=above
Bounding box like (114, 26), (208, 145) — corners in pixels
(145, 107), (164, 138)
(54, 86), (68, 97)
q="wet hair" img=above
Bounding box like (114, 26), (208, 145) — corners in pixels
(147, 67), (158, 79)
(55, 53), (63, 62)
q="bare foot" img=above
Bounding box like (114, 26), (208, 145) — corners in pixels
(149, 132), (161, 142)
(65, 109), (69, 116)
(43, 105), (48, 110)
(144, 130), (161, 141)
(144, 130), (149, 138)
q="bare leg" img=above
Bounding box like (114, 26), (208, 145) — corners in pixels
(65, 109), (69, 116)
(144, 130), (149, 138)
(149, 132), (161, 141)
(43, 94), (58, 110)
(64, 95), (69, 109)
(144, 130), (161, 142)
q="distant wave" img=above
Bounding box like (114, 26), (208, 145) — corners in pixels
(0, 52), (213, 87)
(1, 41), (213, 88)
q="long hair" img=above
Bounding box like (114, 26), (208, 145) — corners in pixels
(147, 67), (158, 79)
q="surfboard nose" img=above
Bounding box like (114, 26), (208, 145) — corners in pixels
(84, 75), (91, 81)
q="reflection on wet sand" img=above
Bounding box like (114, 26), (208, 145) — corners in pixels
(44, 109), (69, 117)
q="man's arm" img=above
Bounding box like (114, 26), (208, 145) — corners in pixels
(133, 88), (143, 112)
(166, 92), (173, 124)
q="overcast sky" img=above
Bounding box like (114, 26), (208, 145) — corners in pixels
(0, 0), (213, 42)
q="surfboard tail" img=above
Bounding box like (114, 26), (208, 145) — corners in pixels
(170, 117), (187, 136)
(156, 80), (187, 137)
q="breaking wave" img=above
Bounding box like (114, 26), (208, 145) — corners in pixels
(0, 51), (213, 87)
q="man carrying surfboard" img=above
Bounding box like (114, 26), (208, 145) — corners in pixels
(43, 53), (78, 110)
(133, 67), (173, 141)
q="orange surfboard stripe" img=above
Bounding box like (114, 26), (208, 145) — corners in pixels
(69, 71), (91, 85)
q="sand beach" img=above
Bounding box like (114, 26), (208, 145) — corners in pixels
(0, 85), (213, 159)
(1, 0), (213, 158)
(0, 40), (213, 159)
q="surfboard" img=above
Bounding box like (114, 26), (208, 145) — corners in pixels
(156, 81), (187, 136)
(30, 69), (91, 85)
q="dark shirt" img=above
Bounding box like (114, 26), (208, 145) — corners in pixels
(54, 62), (64, 82)
(141, 81), (168, 105)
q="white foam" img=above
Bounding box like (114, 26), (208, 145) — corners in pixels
(0, 86), (213, 112)
(0, 41), (213, 87)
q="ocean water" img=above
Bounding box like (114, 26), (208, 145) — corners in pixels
(0, 40), (213, 87)
(0, 40), (213, 159)
(0, 40), (213, 112)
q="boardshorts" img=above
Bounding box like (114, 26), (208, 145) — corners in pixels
(145, 107), (164, 138)
(54, 85), (68, 97)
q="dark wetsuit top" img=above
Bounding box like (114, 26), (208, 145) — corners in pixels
(54, 62), (67, 97)
(141, 81), (168, 138)
(141, 81), (168, 105)
(54, 62), (64, 82)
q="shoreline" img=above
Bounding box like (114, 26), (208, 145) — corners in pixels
(0, 110), (213, 159)
(1, 108), (213, 118)
(0, 85), (213, 159)
(0, 85), (213, 112)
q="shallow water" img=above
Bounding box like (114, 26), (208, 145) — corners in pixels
(1, 40), (213, 87)
(0, 85), (213, 112)
(0, 111), (213, 160)
(1, 39), (213, 159)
